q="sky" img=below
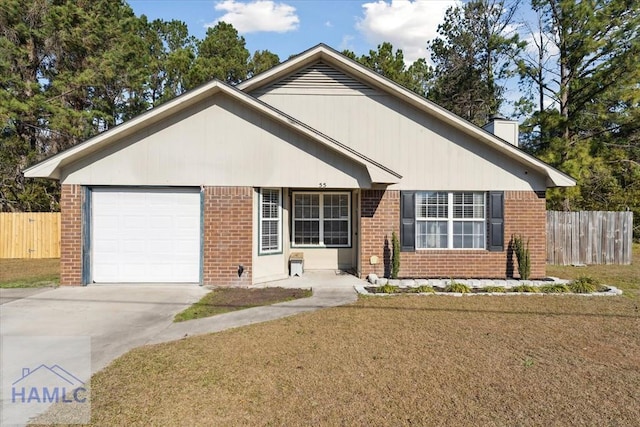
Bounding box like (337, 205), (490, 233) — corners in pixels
(127, 0), (551, 115)
(128, 0), (461, 64)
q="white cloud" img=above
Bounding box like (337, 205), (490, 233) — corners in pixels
(522, 30), (559, 59)
(207, 0), (299, 33)
(339, 35), (355, 52)
(325, 21), (333, 28)
(356, 0), (459, 64)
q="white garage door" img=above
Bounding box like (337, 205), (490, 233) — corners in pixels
(92, 188), (201, 283)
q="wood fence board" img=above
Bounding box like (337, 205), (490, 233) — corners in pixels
(547, 211), (633, 265)
(0, 213), (61, 258)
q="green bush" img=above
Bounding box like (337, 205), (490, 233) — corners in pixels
(511, 284), (539, 293)
(444, 281), (471, 293)
(512, 234), (531, 280)
(391, 231), (400, 279)
(540, 284), (570, 293)
(379, 284), (399, 294)
(414, 285), (435, 293)
(569, 276), (600, 293)
(483, 286), (506, 293)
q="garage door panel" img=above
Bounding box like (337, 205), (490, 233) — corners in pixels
(149, 215), (173, 229)
(92, 188), (201, 283)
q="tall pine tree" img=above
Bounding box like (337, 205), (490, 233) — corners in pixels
(428, 0), (523, 125)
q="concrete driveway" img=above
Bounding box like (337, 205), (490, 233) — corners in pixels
(1, 285), (209, 425)
(1, 285), (209, 372)
(0, 287), (54, 305)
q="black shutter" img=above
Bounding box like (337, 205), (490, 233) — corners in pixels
(400, 191), (415, 252)
(488, 191), (504, 251)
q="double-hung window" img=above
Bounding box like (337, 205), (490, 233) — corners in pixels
(259, 188), (282, 254)
(292, 192), (350, 247)
(416, 192), (485, 249)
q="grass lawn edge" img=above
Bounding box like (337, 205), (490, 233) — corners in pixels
(174, 287), (313, 322)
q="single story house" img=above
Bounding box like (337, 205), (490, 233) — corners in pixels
(25, 44), (575, 286)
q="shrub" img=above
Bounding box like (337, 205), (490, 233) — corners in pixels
(569, 276), (600, 293)
(379, 284), (399, 294)
(512, 234), (531, 280)
(444, 281), (471, 293)
(483, 286), (506, 293)
(540, 284), (570, 293)
(391, 231), (400, 279)
(415, 285), (435, 293)
(511, 284), (539, 293)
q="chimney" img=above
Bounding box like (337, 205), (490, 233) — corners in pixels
(482, 114), (519, 147)
(22, 368), (30, 377)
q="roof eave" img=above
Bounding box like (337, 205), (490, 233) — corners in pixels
(24, 74), (401, 185)
(24, 80), (226, 179)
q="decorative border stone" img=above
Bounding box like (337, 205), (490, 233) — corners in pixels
(360, 275), (622, 297)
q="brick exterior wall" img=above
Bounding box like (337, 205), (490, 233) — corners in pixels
(60, 184), (83, 285)
(360, 190), (547, 279)
(202, 186), (253, 286)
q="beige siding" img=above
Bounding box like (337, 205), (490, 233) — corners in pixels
(62, 94), (371, 188)
(252, 188), (288, 284)
(255, 66), (547, 191)
(293, 248), (354, 270)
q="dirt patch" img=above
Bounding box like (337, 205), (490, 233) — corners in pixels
(39, 294), (640, 426)
(173, 287), (312, 321)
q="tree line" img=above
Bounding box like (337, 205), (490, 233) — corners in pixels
(2, 0), (638, 237)
(1, 0), (278, 211)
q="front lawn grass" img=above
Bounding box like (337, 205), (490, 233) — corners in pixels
(547, 243), (640, 298)
(0, 258), (59, 288)
(44, 295), (639, 426)
(174, 287), (312, 322)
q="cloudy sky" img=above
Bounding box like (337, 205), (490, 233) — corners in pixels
(129, 0), (461, 64)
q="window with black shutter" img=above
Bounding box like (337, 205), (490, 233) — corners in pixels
(400, 191), (415, 251)
(488, 191), (504, 251)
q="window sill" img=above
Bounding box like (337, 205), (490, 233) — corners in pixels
(415, 248), (488, 253)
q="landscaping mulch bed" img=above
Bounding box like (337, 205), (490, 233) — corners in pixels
(363, 285), (612, 294)
(173, 287), (312, 321)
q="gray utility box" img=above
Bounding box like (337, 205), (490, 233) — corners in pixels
(289, 252), (304, 277)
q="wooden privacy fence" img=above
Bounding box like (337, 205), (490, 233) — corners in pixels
(547, 211), (633, 265)
(0, 213), (61, 258)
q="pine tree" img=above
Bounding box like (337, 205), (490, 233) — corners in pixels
(428, 0), (523, 125)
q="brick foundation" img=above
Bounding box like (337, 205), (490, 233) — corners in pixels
(202, 186), (253, 286)
(60, 184), (83, 285)
(360, 190), (547, 279)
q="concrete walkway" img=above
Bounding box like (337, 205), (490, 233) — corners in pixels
(148, 270), (359, 344)
(147, 271), (363, 344)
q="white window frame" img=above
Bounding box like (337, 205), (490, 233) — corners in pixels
(259, 188), (282, 255)
(292, 191), (351, 248)
(416, 191), (486, 250)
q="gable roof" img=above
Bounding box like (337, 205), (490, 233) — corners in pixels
(238, 44), (575, 188)
(24, 79), (401, 184)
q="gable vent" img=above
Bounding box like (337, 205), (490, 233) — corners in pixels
(256, 62), (375, 94)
